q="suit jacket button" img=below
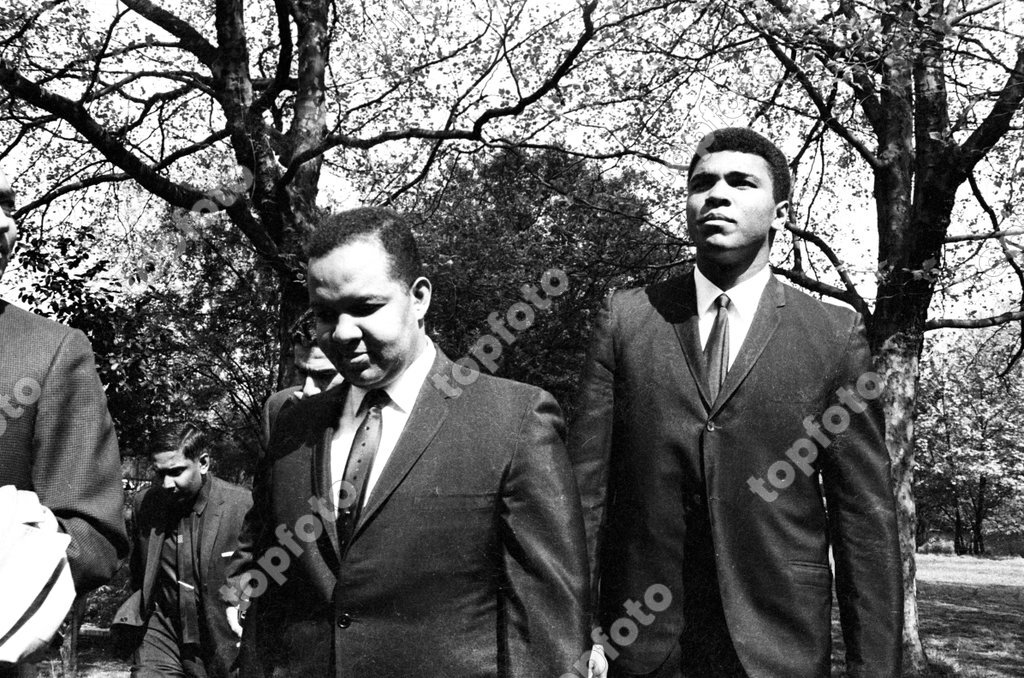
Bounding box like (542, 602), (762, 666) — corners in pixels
(706, 420), (716, 431)
(337, 613), (351, 629)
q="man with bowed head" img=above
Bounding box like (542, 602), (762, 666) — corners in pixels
(114, 425), (252, 678)
(571, 128), (902, 677)
(229, 207), (589, 676)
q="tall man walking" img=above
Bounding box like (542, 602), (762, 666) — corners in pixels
(570, 128), (902, 677)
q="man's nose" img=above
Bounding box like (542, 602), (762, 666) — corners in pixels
(331, 315), (361, 344)
(162, 475), (176, 490)
(301, 374), (320, 398)
(705, 180), (731, 205)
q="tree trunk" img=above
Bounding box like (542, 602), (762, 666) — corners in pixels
(876, 335), (929, 674)
(953, 506), (966, 555)
(971, 475), (987, 555)
(58, 595), (87, 678)
(275, 274), (310, 389)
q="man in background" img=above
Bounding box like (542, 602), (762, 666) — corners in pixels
(115, 425), (252, 678)
(0, 169), (128, 675)
(261, 318), (342, 447)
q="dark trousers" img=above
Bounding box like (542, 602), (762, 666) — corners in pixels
(612, 508), (748, 678)
(131, 605), (209, 678)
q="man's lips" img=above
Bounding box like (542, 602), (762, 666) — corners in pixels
(699, 213), (735, 225)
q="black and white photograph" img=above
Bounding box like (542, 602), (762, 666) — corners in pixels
(0, 1), (1021, 676)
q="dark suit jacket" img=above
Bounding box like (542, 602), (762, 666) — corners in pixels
(0, 300), (128, 593)
(230, 350), (589, 677)
(260, 385), (301, 451)
(570, 273), (902, 678)
(115, 475), (252, 677)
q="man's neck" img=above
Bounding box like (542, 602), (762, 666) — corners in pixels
(695, 258), (769, 292)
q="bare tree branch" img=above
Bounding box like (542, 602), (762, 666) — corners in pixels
(945, 227), (1024, 243)
(960, 43), (1024, 171)
(120, 0), (217, 68)
(926, 309), (1024, 330)
(276, 0), (599, 189)
(0, 59), (208, 210)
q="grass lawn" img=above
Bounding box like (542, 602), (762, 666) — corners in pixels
(913, 554), (1023, 677)
(831, 554), (1024, 677)
(28, 554), (1024, 677)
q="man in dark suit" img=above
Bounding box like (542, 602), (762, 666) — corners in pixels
(0, 170), (128, 674)
(227, 207), (589, 677)
(570, 128), (902, 678)
(260, 323), (341, 449)
(115, 425), (252, 678)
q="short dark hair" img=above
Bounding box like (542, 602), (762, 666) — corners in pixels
(288, 309), (318, 347)
(688, 127), (791, 204)
(303, 207), (422, 286)
(148, 424), (208, 461)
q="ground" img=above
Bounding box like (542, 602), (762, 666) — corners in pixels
(27, 554), (1024, 677)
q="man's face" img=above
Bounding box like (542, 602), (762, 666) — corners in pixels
(0, 172), (18, 277)
(686, 150), (787, 270)
(308, 236), (431, 390)
(151, 449), (208, 507)
(293, 345), (342, 397)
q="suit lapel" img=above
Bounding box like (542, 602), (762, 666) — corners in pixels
(664, 273), (714, 409)
(313, 384), (349, 559)
(198, 478), (224, 581)
(710, 274), (786, 413)
(355, 352), (452, 536)
(140, 508), (165, 613)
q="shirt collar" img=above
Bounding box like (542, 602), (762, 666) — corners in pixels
(693, 264), (771, 321)
(348, 338), (436, 415)
(191, 473), (212, 516)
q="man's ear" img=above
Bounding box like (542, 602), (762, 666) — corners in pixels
(410, 276), (432, 320)
(771, 200), (790, 232)
(197, 451), (211, 475)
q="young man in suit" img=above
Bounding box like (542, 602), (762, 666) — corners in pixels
(228, 207), (589, 677)
(115, 425), (252, 678)
(570, 128), (902, 677)
(0, 170), (128, 675)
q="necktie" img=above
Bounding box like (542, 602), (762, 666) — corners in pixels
(176, 511), (200, 645)
(337, 389), (389, 550)
(704, 293), (731, 402)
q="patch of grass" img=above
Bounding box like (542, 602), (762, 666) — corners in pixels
(832, 554), (1023, 677)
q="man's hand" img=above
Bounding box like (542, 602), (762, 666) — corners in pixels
(226, 606), (244, 639)
(0, 486), (59, 532)
(588, 644), (608, 678)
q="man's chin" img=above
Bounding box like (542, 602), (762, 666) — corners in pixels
(341, 366), (388, 389)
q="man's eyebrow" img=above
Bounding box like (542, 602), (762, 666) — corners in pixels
(724, 170), (761, 181)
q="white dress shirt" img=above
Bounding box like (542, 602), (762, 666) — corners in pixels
(694, 265), (771, 369)
(330, 339), (436, 515)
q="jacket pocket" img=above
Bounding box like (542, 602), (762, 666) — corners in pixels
(790, 560), (832, 590)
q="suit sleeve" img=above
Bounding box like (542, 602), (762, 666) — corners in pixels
(500, 388), (590, 678)
(128, 492), (146, 594)
(33, 328), (128, 592)
(820, 315), (903, 678)
(223, 452), (270, 613)
(567, 291), (617, 604)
